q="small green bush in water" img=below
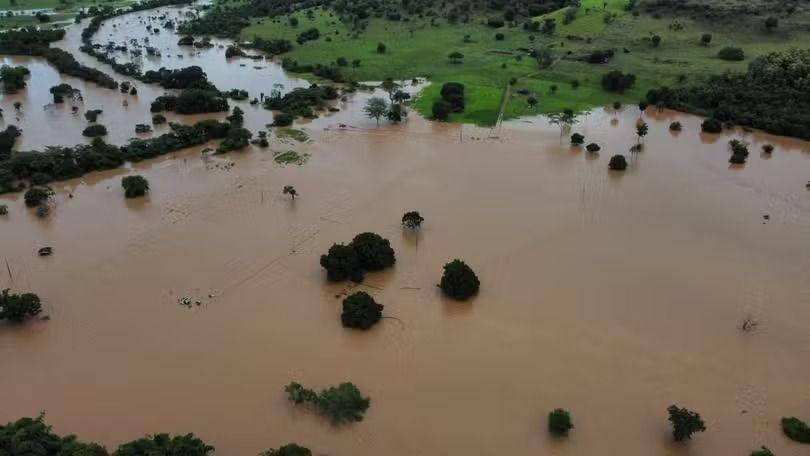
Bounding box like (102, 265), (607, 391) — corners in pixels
(667, 405), (706, 441)
(439, 259), (480, 300)
(259, 443), (312, 456)
(781, 417), (810, 443)
(122, 175), (149, 198)
(548, 408), (574, 436)
(284, 382), (370, 423)
(341, 291), (383, 330)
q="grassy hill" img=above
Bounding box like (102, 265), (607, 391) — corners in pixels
(239, 0), (809, 125)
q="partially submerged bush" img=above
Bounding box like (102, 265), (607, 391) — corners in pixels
(669, 121), (682, 131)
(439, 259), (480, 300)
(115, 433), (214, 456)
(667, 405), (706, 441)
(402, 211), (424, 229)
(259, 444), (312, 456)
(585, 143), (600, 152)
(121, 175), (149, 198)
(320, 243), (361, 281)
(608, 154), (627, 170)
(341, 291), (383, 330)
(284, 382), (370, 424)
(82, 124), (108, 137)
(781, 417), (810, 443)
(570, 133), (584, 145)
(701, 118), (722, 133)
(23, 186), (53, 208)
(351, 232), (395, 271)
(0, 288), (42, 323)
(548, 409), (574, 436)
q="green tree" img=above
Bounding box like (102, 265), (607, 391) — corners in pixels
(700, 33), (712, 46)
(320, 244), (361, 281)
(402, 211), (424, 229)
(548, 409), (574, 436)
(781, 417), (810, 443)
(764, 16), (778, 32)
(636, 122), (648, 145)
(24, 186), (53, 208)
(570, 133), (584, 145)
(667, 405), (706, 441)
(439, 259), (480, 300)
(284, 382), (370, 424)
(283, 185), (297, 199)
(121, 175), (149, 198)
(260, 444), (311, 456)
(341, 291), (383, 330)
(351, 232), (395, 271)
(364, 97), (388, 126)
(608, 154), (627, 170)
(0, 289), (42, 323)
(750, 447), (775, 456)
(448, 51), (464, 63)
(548, 109), (577, 138)
(114, 433), (213, 456)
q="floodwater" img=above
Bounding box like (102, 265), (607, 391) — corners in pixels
(2, 5), (810, 456)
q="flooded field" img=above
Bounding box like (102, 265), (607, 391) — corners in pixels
(2, 4), (810, 456)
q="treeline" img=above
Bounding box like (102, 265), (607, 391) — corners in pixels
(0, 120), (237, 193)
(646, 49), (810, 140)
(0, 28), (117, 89)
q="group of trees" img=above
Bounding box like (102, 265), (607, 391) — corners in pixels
(263, 84), (340, 120)
(0, 120), (237, 194)
(320, 232), (396, 282)
(432, 82), (465, 121)
(285, 382), (370, 423)
(151, 89), (229, 114)
(0, 288), (42, 323)
(645, 49), (810, 139)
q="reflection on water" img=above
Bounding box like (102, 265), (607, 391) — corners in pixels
(1, 4), (810, 456)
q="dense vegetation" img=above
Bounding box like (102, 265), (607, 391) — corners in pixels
(285, 381), (370, 423)
(122, 175), (149, 198)
(646, 49), (810, 139)
(341, 291), (384, 330)
(0, 288), (42, 323)
(0, 121), (239, 194)
(439, 259), (480, 300)
(0, 65), (29, 93)
(151, 89), (229, 114)
(320, 232), (395, 282)
(263, 84), (339, 119)
(0, 28), (117, 89)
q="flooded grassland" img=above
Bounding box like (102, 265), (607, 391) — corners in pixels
(2, 5), (810, 456)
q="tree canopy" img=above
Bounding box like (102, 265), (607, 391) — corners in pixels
(439, 259), (480, 300)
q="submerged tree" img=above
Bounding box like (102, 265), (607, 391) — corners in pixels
(667, 405), (706, 441)
(401, 211), (424, 229)
(570, 133), (584, 145)
(548, 409), (574, 437)
(781, 417), (810, 443)
(548, 108), (577, 138)
(320, 243), (362, 282)
(23, 186), (53, 208)
(341, 291), (383, 330)
(636, 122), (648, 145)
(115, 433), (214, 456)
(284, 382), (370, 424)
(259, 444), (312, 456)
(439, 259), (480, 300)
(121, 175), (149, 198)
(0, 288), (42, 323)
(608, 154), (627, 170)
(364, 97), (388, 126)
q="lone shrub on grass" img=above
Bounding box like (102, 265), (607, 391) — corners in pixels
(341, 291), (383, 330)
(548, 409), (573, 436)
(781, 417), (810, 443)
(284, 382), (370, 424)
(121, 175), (149, 198)
(667, 405), (706, 441)
(439, 259), (480, 300)
(0, 288), (42, 323)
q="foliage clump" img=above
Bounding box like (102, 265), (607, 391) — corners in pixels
(608, 154), (627, 170)
(781, 417), (810, 443)
(341, 291), (383, 330)
(548, 409), (573, 436)
(259, 444), (312, 456)
(284, 382), (370, 424)
(0, 288), (42, 323)
(115, 433), (214, 456)
(439, 259), (480, 300)
(320, 233), (395, 282)
(121, 175), (149, 198)
(402, 211), (424, 229)
(24, 186), (53, 207)
(82, 124), (108, 137)
(667, 405), (706, 441)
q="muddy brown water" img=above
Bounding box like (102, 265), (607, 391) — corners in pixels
(2, 5), (810, 456)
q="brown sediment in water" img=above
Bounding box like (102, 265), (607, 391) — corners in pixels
(2, 4), (810, 455)
(1, 105), (810, 455)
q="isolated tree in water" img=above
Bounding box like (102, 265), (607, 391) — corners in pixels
(636, 122), (648, 145)
(402, 211), (424, 229)
(0, 288), (42, 323)
(667, 405), (706, 441)
(121, 175), (149, 198)
(548, 108), (577, 139)
(548, 408), (574, 436)
(439, 259), (480, 300)
(570, 133), (584, 145)
(341, 291), (383, 330)
(283, 185), (298, 200)
(364, 97), (388, 126)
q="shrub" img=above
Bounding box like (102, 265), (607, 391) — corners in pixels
(570, 133), (584, 145)
(432, 100), (451, 121)
(439, 259), (480, 300)
(284, 382), (370, 424)
(84, 109), (103, 122)
(669, 121), (682, 131)
(762, 144), (774, 154)
(82, 124), (108, 137)
(548, 409), (573, 436)
(152, 114), (167, 125)
(0, 288), (42, 323)
(402, 211), (424, 229)
(586, 143), (600, 152)
(781, 417), (810, 443)
(320, 243), (361, 281)
(351, 232), (395, 271)
(121, 175), (149, 198)
(115, 433), (214, 456)
(260, 444), (312, 456)
(717, 47), (745, 61)
(23, 186), (53, 207)
(376, 42), (386, 53)
(608, 154), (627, 170)
(273, 112), (294, 127)
(667, 405), (706, 441)
(701, 118), (722, 133)
(0, 204), (7, 215)
(495, 32), (504, 40)
(341, 291), (383, 330)
(440, 82), (465, 112)
(601, 70), (636, 93)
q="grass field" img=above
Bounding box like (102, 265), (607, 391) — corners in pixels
(0, 0), (132, 30)
(240, 0), (809, 124)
